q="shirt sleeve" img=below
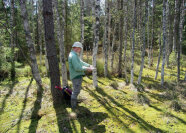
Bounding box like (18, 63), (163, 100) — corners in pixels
(71, 55), (88, 72)
(80, 59), (90, 67)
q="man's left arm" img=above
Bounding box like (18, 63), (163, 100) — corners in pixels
(80, 59), (90, 67)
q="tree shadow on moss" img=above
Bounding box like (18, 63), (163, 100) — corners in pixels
(16, 78), (33, 133)
(94, 87), (165, 133)
(28, 83), (44, 133)
(54, 103), (73, 133)
(84, 86), (135, 133)
(74, 106), (108, 133)
(0, 81), (16, 114)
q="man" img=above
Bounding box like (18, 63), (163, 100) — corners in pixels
(68, 42), (93, 109)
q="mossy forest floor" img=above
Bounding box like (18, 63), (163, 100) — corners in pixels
(0, 54), (186, 133)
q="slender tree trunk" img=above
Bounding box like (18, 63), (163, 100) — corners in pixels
(43, 0), (62, 104)
(103, 0), (109, 77)
(185, 72), (186, 81)
(123, 0), (128, 83)
(137, 0), (148, 84)
(80, 0), (84, 60)
(155, 32), (162, 80)
(179, 0), (185, 55)
(161, 0), (167, 86)
(147, 1), (150, 67)
(166, 0), (170, 67)
(10, 0), (15, 81)
(118, 0), (124, 77)
(20, 0), (42, 86)
(92, 0), (100, 88)
(111, 23), (116, 71)
(130, 0), (137, 84)
(53, 0), (68, 87)
(174, 0), (181, 83)
(36, 1), (42, 66)
(149, 0), (154, 67)
(108, 4), (111, 61)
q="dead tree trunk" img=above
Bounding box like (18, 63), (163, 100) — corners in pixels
(20, 0), (42, 86)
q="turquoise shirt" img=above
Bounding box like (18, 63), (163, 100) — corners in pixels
(68, 50), (90, 80)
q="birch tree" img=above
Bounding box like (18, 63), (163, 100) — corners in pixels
(161, 0), (167, 86)
(166, 0), (170, 67)
(149, 0), (155, 67)
(92, 0), (100, 87)
(111, 23), (116, 70)
(43, 0), (62, 104)
(53, 0), (68, 87)
(80, 0), (84, 59)
(137, 0), (148, 84)
(155, 32), (162, 80)
(130, 0), (137, 84)
(103, 0), (109, 77)
(19, 0), (42, 87)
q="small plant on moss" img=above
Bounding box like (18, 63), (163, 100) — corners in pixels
(170, 100), (182, 111)
(110, 81), (119, 90)
(136, 93), (150, 105)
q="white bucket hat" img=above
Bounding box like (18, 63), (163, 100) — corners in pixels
(72, 42), (83, 49)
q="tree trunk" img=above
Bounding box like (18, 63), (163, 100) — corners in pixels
(123, 0), (128, 83)
(10, 0), (15, 81)
(137, 0), (148, 84)
(149, 0), (154, 67)
(166, 0), (170, 67)
(111, 23), (116, 71)
(130, 0), (137, 84)
(53, 0), (68, 87)
(179, 0), (185, 55)
(103, 0), (109, 77)
(118, 0), (124, 77)
(108, 4), (111, 61)
(80, 0), (84, 60)
(174, 0), (181, 83)
(147, 1), (150, 68)
(161, 0), (167, 86)
(20, 0), (42, 86)
(185, 72), (186, 81)
(43, 0), (62, 104)
(155, 32), (162, 80)
(92, 0), (100, 88)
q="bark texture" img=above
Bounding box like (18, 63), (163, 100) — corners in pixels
(130, 0), (137, 84)
(20, 0), (42, 86)
(92, 0), (100, 87)
(43, 0), (62, 104)
(53, 0), (68, 87)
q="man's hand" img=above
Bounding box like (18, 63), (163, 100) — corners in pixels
(86, 67), (93, 72)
